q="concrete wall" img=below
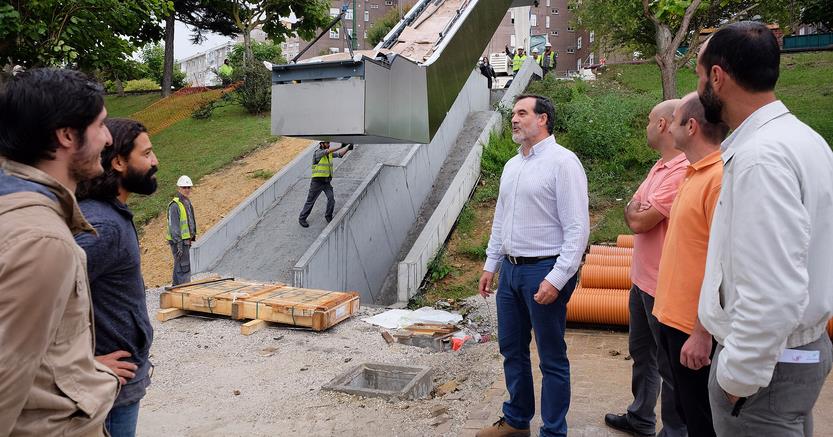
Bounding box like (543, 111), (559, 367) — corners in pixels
(191, 140), (319, 273)
(395, 58), (541, 302)
(292, 70), (490, 304)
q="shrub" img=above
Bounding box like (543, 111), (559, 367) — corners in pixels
(123, 78), (160, 92)
(481, 132), (517, 179)
(232, 65), (271, 115)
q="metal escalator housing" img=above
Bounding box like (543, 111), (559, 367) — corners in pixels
(270, 0), (535, 144)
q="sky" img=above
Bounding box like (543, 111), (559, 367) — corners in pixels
(173, 21), (235, 61)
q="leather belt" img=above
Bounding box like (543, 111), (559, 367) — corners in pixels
(506, 255), (559, 265)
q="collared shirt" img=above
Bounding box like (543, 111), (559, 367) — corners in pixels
(699, 100), (833, 397)
(653, 150), (722, 334)
(484, 135), (590, 289)
(630, 153), (689, 296)
(76, 198), (154, 407)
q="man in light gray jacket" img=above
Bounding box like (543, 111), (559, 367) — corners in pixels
(696, 22), (833, 436)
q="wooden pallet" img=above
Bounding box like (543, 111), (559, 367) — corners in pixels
(157, 278), (360, 334)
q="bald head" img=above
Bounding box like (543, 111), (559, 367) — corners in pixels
(646, 98), (680, 151)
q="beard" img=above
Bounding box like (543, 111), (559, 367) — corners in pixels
(122, 165), (158, 195)
(700, 80), (724, 124)
(69, 141), (104, 183)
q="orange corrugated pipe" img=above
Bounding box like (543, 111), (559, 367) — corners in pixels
(617, 234), (634, 248)
(567, 286), (630, 326)
(589, 245), (633, 256)
(580, 264), (631, 289)
(585, 253), (632, 267)
(828, 319), (833, 338)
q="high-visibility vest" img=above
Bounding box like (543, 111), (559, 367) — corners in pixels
(537, 52), (556, 68)
(218, 64), (233, 78)
(166, 197), (192, 241)
(311, 153), (333, 178)
(512, 54), (527, 72)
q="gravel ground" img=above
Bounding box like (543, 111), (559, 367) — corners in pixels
(138, 287), (501, 436)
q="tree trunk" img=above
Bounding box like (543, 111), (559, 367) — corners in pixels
(653, 24), (677, 100)
(161, 13), (176, 97)
(243, 29), (253, 68)
(115, 78), (125, 97)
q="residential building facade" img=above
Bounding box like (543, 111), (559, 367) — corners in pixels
(179, 42), (235, 86)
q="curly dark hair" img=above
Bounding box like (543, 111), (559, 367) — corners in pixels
(76, 118), (148, 200)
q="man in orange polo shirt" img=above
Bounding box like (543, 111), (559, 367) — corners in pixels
(605, 99), (688, 437)
(653, 92), (729, 437)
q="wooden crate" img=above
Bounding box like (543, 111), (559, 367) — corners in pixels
(157, 278), (360, 334)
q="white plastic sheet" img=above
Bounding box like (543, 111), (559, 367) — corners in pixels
(362, 307), (462, 330)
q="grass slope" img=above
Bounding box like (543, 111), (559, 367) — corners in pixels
(105, 93), (161, 118)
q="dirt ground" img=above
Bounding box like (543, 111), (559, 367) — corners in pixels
(139, 136), (310, 287)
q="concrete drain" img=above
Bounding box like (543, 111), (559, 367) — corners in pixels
(323, 363), (433, 400)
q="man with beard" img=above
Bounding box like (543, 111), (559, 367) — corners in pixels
(0, 68), (119, 435)
(477, 95), (589, 437)
(75, 118), (158, 437)
(696, 22), (833, 435)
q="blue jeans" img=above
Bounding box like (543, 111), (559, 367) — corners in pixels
(105, 401), (141, 437)
(497, 257), (577, 437)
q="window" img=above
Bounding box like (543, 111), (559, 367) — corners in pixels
(589, 52), (595, 65)
(577, 59), (581, 70)
(364, 11), (369, 21)
(551, 30), (559, 36)
(329, 8), (339, 17)
(364, 31), (368, 39)
(329, 48), (339, 54)
(589, 31), (595, 43)
(329, 28), (340, 39)
(577, 36), (582, 49)
(530, 14), (537, 27)
(510, 35), (516, 48)
(370, 4), (379, 9)
(545, 16), (550, 28)
(385, 0), (393, 5)
(553, 8), (558, 14)
(567, 26), (575, 32)
(567, 47), (575, 54)
(546, 0), (551, 6)
(345, 9), (353, 20)
(510, 10), (514, 24)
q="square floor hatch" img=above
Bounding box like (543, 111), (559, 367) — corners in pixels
(323, 363), (433, 400)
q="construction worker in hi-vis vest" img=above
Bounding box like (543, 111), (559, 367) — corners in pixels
(167, 175), (197, 285)
(298, 141), (353, 228)
(506, 45), (527, 75)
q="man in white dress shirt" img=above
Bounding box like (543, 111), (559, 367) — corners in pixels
(696, 22), (833, 435)
(477, 94), (589, 437)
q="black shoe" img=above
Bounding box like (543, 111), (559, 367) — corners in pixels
(604, 413), (655, 437)
(325, 216), (333, 223)
(299, 218), (309, 228)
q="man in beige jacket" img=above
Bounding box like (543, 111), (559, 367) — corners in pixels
(0, 68), (119, 435)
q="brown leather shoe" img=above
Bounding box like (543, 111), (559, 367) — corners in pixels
(475, 417), (531, 437)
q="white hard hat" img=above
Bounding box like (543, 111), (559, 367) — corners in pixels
(177, 175), (193, 187)
(532, 48), (540, 53)
(545, 42), (552, 47)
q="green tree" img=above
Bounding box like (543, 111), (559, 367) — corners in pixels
(227, 40), (285, 70)
(801, 0), (833, 31)
(0, 0), (170, 73)
(205, 0), (330, 67)
(366, 5), (409, 47)
(576, 0), (799, 99)
(141, 43), (187, 90)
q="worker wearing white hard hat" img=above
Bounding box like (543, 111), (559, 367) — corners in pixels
(540, 42), (557, 77)
(167, 175), (197, 285)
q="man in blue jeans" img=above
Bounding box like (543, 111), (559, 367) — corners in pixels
(478, 94), (590, 437)
(76, 118), (158, 437)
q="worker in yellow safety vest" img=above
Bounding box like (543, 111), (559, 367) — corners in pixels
(166, 175), (197, 285)
(537, 42), (557, 76)
(505, 45), (527, 75)
(218, 59), (233, 86)
(298, 141), (353, 228)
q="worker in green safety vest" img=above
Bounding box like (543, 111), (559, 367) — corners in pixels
(218, 59), (233, 86)
(505, 45), (527, 75)
(166, 175), (197, 285)
(537, 42), (557, 76)
(298, 141), (353, 228)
